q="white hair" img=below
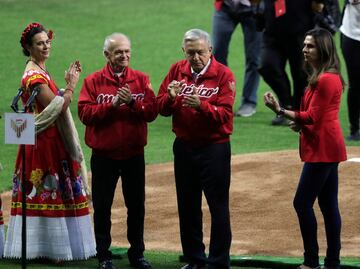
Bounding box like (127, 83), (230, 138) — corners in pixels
(182, 29), (212, 48)
(103, 33), (131, 52)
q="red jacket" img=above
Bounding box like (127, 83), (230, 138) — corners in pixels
(78, 63), (158, 160)
(295, 73), (347, 162)
(157, 57), (236, 147)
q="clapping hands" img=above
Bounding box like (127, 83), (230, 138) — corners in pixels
(112, 84), (133, 107)
(167, 80), (185, 101)
(264, 91), (280, 114)
(65, 60), (82, 89)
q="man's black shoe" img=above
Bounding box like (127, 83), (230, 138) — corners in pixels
(130, 257), (152, 269)
(181, 263), (205, 269)
(98, 259), (116, 269)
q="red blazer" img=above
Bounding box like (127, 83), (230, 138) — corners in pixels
(295, 73), (347, 162)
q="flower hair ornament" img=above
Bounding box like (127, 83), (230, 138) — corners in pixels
(20, 22), (53, 49)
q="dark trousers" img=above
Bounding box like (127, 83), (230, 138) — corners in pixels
(173, 139), (232, 269)
(258, 33), (308, 110)
(341, 34), (360, 135)
(91, 154), (145, 263)
(293, 162), (341, 269)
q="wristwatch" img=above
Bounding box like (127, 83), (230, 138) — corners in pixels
(277, 107), (285, 116)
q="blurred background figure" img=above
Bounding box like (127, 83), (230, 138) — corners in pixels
(212, 0), (263, 117)
(340, 0), (360, 141)
(258, 0), (314, 125)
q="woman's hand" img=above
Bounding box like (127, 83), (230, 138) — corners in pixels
(65, 60), (82, 90)
(289, 121), (301, 133)
(264, 91), (281, 114)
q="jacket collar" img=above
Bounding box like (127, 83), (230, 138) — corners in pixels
(102, 63), (136, 83)
(181, 55), (220, 80)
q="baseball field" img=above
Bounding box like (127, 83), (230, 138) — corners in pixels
(0, 0), (359, 268)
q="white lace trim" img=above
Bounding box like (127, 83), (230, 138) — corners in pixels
(4, 215), (96, 260)
(0, 225), (4, 258)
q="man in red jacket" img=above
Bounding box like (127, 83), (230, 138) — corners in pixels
(157, 29), (236, 269)
(78, 33), (157, 269)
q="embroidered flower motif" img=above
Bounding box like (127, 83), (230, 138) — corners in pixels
(43, 173), (59, 191)
(72, 178), (82, 197)
(61, 176), (74, 201)
(30, 168), (44, 188)
(40, 192), (50, 201)
(12, 173), (21, 197)
(76, 175), (87, 196)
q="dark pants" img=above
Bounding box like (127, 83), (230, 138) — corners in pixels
(293, 162), (341, 269)
(91, 154), (146, 263)
(341, 33), (360, 135)
(173, 139), (232, 269)
(258, 33), (308, 110)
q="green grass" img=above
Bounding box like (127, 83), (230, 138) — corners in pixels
(1, 0), (213, 190)
(0, 0), (355, 192)
(0, 250), (358, 269)
(0, 257), (264, 269)
(0, 1), (358, 269)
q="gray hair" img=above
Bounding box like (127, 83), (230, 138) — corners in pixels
(103, 33), (131, 52)
(182, 29), (212, 48)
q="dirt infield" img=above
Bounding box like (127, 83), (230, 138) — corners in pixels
(2, 147), (360, 257)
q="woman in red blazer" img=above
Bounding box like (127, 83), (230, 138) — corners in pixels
(264, 28), (346, 269)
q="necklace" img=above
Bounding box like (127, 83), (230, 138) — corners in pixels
(28, 59), (49, 74)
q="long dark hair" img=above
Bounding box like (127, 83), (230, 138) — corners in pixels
(20, 22), (52, 56)
(303, 28), (344, 89)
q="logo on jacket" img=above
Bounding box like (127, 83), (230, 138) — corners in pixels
(96, 92), (145, 104)
(178, 84), (219, 98)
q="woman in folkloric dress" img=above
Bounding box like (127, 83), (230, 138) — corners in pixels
(4, 22), (96, 262)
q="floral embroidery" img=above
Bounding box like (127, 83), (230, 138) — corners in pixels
(60, 160), (74, 200)
(30, 169), (44, 188)
(41, 173), (59, 201)
(73, 176), (83, 197)
(12, 172), (21, 197)
(43, 173), (59, 191)
(40, 192), (50, 201)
